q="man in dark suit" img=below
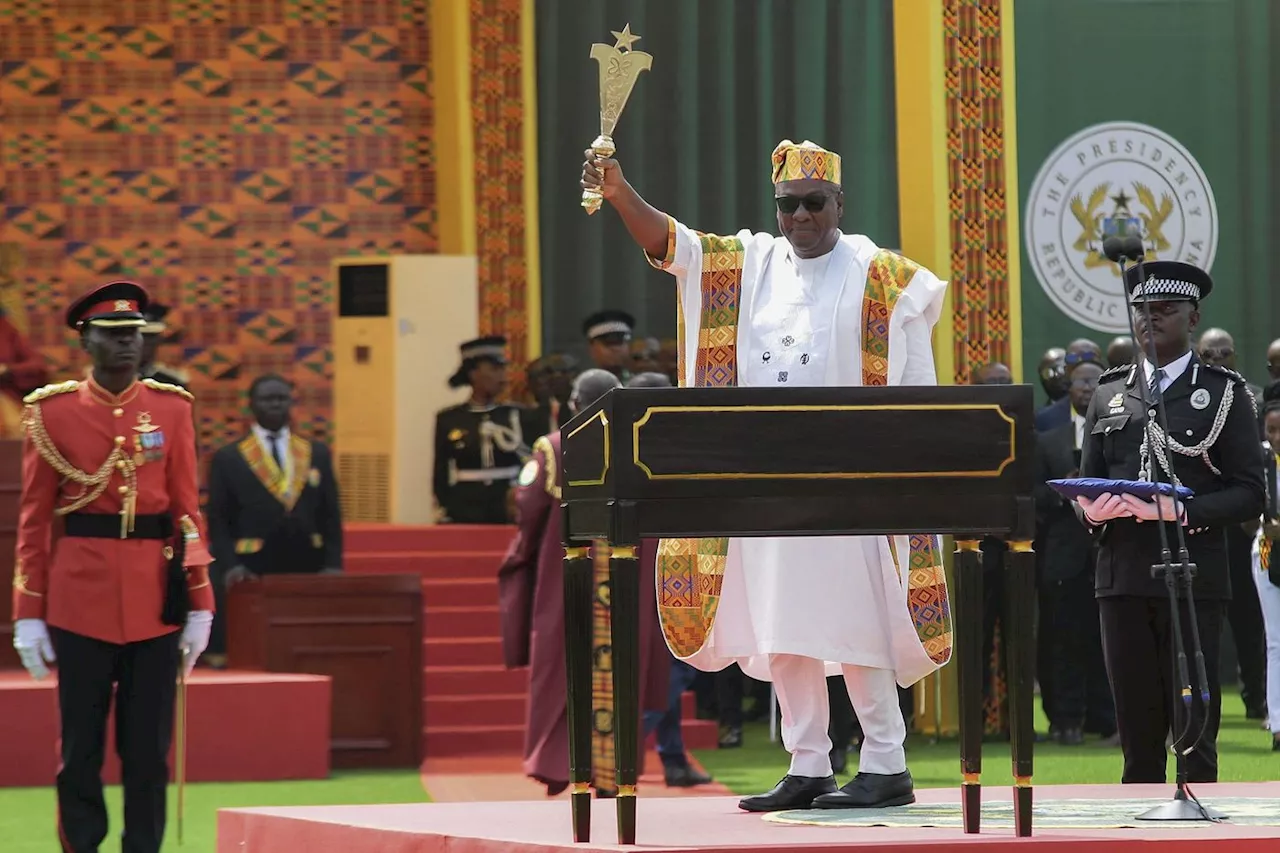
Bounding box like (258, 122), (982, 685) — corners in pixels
(1033, 360), (1115, 745)
(1197, 328), (1268, 719)
(1036, 339), (1103, 432)
(1077, 261), (1265, 783)
(204, 373), (344, 663)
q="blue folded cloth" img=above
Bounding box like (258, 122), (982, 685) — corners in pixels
(1047, 477), (1194, 501)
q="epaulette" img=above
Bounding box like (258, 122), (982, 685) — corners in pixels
(141, 377), (195, 402)
(1201, 362), (1248, 386)
(1097, 364), (1131, 384)
(22, 380), (79, 405)
(531, 435), (558, 497)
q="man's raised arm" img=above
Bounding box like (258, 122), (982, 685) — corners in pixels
(581, 150), (669, 260)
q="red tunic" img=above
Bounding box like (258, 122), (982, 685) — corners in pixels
(498, 430), (670, 790)
(13, 377), (214, 644)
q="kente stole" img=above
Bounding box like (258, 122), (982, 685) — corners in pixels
(236, 434), (312, 512)
(656, 235), (953, 668)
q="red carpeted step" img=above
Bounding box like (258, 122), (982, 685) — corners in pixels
(424, 636), (505, 667)
(422, 576), (497, 608)
(425, 724), (525, 756)
(425, 665), (528, 696)
(678, 718), (720, 750)
(348, 551), (505, 579)
(424, 605), (501, 638)
(345, 523), (516, 554)
(427, 693), (526, 728)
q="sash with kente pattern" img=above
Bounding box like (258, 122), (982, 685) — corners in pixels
(237, 434), (312, 512)
(656, 228), (953, 670)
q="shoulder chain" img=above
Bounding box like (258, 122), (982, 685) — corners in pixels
(23, 402), (138, 517)
(1140, 382), (1234, 482)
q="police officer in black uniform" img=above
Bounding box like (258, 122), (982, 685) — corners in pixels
(582, 309), (635, 384)
(433, 336), (529, 524)
(1077, 261), (1265, 784)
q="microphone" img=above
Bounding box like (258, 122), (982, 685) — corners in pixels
(1102, 235), (1145, 263)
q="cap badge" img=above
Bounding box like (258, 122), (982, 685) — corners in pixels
(115, 299), (131, 312)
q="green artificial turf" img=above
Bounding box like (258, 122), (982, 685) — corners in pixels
(692, 690), (1279, 796)
(0, 769), (428, 853)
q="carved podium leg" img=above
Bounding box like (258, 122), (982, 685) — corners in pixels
(954, 539), (984, 834)
(562, 543), (594, 842)
(609, 534), (640, 845)
(1004, 540), (1036, 837)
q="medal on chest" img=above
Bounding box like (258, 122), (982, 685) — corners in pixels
(1190, 388), (1211, 410)
(131, 412), (166, 464)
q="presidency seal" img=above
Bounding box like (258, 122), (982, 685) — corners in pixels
(1024, 122), (1218, 333)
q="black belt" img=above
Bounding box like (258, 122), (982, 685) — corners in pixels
(64, 513), (173, 540)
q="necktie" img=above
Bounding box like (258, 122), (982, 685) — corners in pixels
(268, 433), (282, 469)
(1147, 367), (1165, 398)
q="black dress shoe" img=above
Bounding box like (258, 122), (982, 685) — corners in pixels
(1058, 727), (1085, 746)
(665, 764), (713, 787)
(811, 770), (915, 809)
(718, 724), (743, 749)
(738, 775), (837, 812)
(1246, 703), (1268, 721)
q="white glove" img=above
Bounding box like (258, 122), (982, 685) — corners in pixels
(180, 611), (213, 676)
(14, 618), (56, 680)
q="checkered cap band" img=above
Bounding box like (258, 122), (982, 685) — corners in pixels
(587, 321), (631, 339)
(460, 343), (506, 360)
(1130, 278), (1201, 302)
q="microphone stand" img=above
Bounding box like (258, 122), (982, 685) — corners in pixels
(1114, 245), (1225, 822)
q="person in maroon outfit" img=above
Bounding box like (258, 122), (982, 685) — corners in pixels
(498, 369), (671, 796)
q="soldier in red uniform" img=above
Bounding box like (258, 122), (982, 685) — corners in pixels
(10, 280), (214, 853)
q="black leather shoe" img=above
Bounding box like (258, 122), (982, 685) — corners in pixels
(665, 764), (713, 787)
(811, 770), (915, 809)
(718, 724), (743, 749)
(1058, 727), (1085, 746)
(738, 775), (837, 812)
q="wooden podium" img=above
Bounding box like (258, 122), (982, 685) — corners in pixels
(0, 439), (23, 670)
(227, 573), (422, 769)
(560, 385), (1036, 844)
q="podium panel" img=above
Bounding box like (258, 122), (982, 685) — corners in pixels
(227, 573), (422, 768)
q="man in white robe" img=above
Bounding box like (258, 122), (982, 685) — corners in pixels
(581, 139), (952, 811)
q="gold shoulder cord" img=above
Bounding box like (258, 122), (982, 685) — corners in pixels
(24, 403), (138, 536)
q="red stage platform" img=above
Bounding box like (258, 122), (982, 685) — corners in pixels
(0, 669), (331, 787)
(218, 783), (1280, 853)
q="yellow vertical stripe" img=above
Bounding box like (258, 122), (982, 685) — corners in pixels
(520, 0), (542, 358)
(430, 0), (476, 256)
(892, 0), (953, 385)
(1001, 0), (1023, 383)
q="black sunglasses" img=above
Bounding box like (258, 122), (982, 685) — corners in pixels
(775, 194), (830, 215)
(1063, 351), (1100, 367)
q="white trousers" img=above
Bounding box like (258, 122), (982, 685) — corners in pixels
(1251, 541), (1280, 733)
(769, 653), (907, 777)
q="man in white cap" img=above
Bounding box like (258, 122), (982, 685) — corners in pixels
(581, 140), (951, 811)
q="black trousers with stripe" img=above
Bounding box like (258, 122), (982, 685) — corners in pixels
(49, 627), (181, 853)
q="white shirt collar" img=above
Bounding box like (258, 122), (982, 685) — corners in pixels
(252, 422), (290, 443)
(1142, 349), (1194, 387)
